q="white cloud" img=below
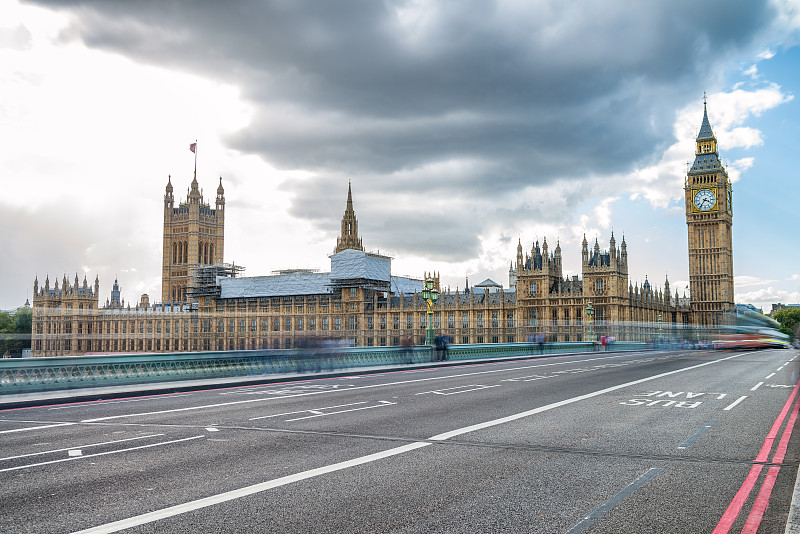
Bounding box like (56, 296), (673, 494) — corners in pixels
(735, 275), (778, 287)
(743, 64), (758, 79)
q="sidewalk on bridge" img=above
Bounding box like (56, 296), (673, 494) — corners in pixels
(0, 351), (552, 410)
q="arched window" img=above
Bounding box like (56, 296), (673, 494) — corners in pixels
(173, 242), (177, 264)
(184, 241), (188, 263)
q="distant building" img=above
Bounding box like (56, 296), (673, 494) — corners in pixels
(771, 303), (800, 317)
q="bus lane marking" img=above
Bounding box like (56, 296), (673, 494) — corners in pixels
(619, 391), (727, 410)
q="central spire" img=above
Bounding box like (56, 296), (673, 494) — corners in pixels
(334, 181), (364, 254)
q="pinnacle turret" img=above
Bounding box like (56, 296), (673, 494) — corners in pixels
(334, 181), (364, 254)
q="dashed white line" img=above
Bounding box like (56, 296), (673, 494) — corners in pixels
(0, 422), (76, 434)
(766, 373), (776, 379)
(0, 433), (164, 461)
(751, 382), (764, 391)
(724, 396), (748, 411)
(0, 435), (204, 473)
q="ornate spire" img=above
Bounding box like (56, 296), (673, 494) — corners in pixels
(334, 181), (364, 254)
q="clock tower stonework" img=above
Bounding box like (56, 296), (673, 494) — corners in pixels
(685, 98), (734, 326)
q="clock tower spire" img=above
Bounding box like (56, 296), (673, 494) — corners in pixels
(685, 96), (734, 327)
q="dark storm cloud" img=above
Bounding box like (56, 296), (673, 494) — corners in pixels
(26, 0), (776, 257)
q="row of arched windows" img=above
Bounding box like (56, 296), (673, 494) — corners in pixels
(172, 241), (215, 265)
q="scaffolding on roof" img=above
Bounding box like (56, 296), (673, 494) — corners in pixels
(187, 263), (245, 300)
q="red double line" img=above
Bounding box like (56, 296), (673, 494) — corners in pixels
(713, 380), (800, 533)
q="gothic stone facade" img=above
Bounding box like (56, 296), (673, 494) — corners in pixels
(33, 106), (734, 357)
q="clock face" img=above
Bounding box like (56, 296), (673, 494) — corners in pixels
(694, 189), (716, 211)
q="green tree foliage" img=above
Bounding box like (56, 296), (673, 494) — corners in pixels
(774, 308), (800, 341)
(0, 308), (32, 356)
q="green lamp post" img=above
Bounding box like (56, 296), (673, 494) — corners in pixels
(586, 300), (594, 341)
(421, 278), (439, 345)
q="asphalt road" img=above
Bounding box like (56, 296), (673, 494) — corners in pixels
(2, 348), (800, 533)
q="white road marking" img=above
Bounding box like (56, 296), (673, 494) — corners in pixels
(0, 422), (76, 434)
(70, 351), (744, 534)
(284, 401), (396, 422)
(751, 382), (764, 391)
(415, 385), (500, 395)
(723, 396), (748, 411)
(0, 433), (164, 462)
(79, 353), (641, 423)
(249, 402), (367, 421)
(766, 373), (776, 379)
(68, 450), (82, 457)
(0, 435), (205, 473)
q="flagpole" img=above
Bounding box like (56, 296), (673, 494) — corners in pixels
(194, 139), (197, 177)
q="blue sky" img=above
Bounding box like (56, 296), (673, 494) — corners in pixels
(0, 0), (798, 313)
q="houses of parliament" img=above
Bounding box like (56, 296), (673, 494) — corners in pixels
(30, 104), (734, 356)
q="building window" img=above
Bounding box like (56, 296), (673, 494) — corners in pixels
(477, 313), (483, 328)
(462, 314), (469, 328)
(297, 318), (303, 331)
(552, 309), (558, 326)
(491, 312), (498, 328)
(380, 315), (386, 330)
(393, 315), (399, 329)
(349, 316), (357, 330)
(334, 317), (341, 330)
(407, 315), (412, 329)
(350, 288), (357, 298)
(273, 318), (280, 331)
(448, 313), (454, 329)
(285, 318), (291, 331)
(529, 282), (536, 294)
(309, 318), (316, 331)
(367, 317), (373, 330)
(506, 311), (514, 328)
(434, 313), (440, 329)
(322, 317), (329, 331)
(420, 314), (426, 328)
(563, 309), (569, 326)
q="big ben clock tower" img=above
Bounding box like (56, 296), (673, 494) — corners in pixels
(686, 96), (734, 327)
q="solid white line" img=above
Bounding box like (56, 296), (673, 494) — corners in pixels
(0, 433), (164, 461)
(70, 352), (743, 534)
(751, 382), (764, 391)
(0, 435), (204, 473)
(0, 422), (76, 434)
(724, 396), (748, 411)
(69, 442), (431, 534)
(79, 353), (640, 423)
(766, 373), (776, 379)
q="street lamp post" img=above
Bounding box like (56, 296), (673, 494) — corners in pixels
(421, 278), (439, 346)
(586, 301), (594, 342)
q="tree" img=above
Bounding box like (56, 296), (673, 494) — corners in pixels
(774, 308), (800, 341)
(14, 307), (32, 350)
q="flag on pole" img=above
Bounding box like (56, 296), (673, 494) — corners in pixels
(189, 142), (197, 153)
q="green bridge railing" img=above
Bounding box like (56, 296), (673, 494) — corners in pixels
(0, 341), (649, 394)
